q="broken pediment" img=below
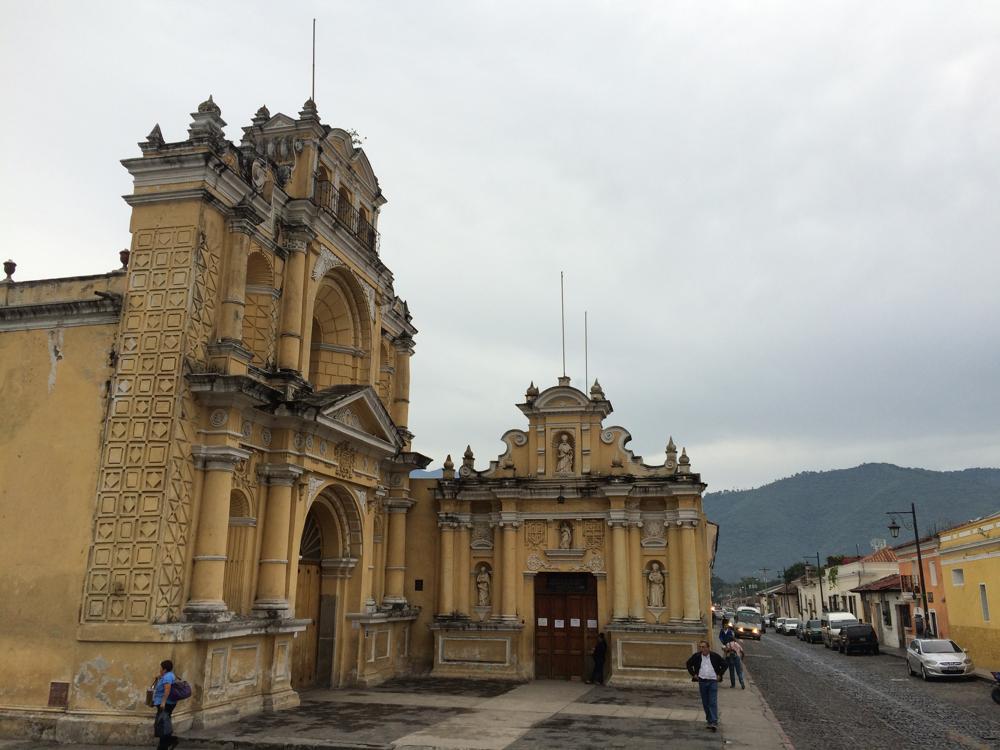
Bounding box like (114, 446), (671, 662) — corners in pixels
(290, 385), (402, 451)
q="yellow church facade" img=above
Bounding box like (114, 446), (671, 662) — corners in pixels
(0, 96), (715, 744)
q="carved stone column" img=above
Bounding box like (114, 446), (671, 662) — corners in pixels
(186, 445), (251, 619)
(252, 464), (303, 615)
(455, 516), (472, 617)
(383, 499), (412, 604)
(628, 520), (644, 619)
(218, 212), (256, 342)
(668, 520), (683, 621)
(437, 518), (455, 616)
(681, 519), (700, 621)
(611, 520), (629, 620)
(500, 519), (519, 620)
(392, 336), (413, 435)
(278, 232), (311, 370)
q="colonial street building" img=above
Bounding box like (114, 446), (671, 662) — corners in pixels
(0, 96), (715, 744)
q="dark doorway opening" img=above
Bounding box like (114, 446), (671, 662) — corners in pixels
(534, 572), (598, 679)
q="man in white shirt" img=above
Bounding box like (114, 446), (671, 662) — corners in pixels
(685, 640), (727, 731)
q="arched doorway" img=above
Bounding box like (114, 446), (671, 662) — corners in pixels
(290, 487), (363, 689)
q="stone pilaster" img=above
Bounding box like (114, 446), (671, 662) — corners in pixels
(252, 464), (303, 616)
(668, 520), (683, 621)
(185, 445), (251, 620)
(383, 499), (413, 604)
(455, 515), (472, 617)
(277, 231), (312, 370)
(628, 519), (644, 619)
(437, 518), (456, 615)
(681, 519), (700, 621)
(500, 517), (519, 620)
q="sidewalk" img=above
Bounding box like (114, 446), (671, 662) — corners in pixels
(173, 673), (791, 750)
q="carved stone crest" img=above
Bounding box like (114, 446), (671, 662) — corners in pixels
(471, 520), (493, 549)
(583, 519), (604, 550)
(525, 520), (546, 548)
(311, 248), (343, 280)
(526, 553), (551, 572)
(334, 441), (355, 479)
(333, 407), (361, 429)
(641, 519), (666, 548)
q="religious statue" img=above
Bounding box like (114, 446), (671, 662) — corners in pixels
(476, 565), (492, 607)
(647, 562), (665, 608)
(555, 432), (574, 473)
(559, 521), (573, 550)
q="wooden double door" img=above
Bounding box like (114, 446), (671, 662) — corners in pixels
(534, 573), (599, 679)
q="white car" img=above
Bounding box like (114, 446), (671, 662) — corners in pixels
(783, 619), (801, 635)
(775, 617), (788, 633)
(906, 639), (975, 680)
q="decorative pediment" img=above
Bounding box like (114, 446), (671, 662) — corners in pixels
(316, 387), (400, 451)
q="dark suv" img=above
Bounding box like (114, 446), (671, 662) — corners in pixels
(837, 623), (880, 655)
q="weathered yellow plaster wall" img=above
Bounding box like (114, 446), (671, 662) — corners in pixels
(406, 479), (440, 669)
(0, 321), (116, 709)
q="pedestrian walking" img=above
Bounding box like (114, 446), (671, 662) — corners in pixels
(587, 633), (607, 684)
(724, 637), (746, 689)
(718, 619), (736, 648)
(151, 659), (179, 749)
(686, 640), (728, 731)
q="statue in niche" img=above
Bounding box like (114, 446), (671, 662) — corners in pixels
(476, 565), (492, 607)
(555, 432), (574, 473)
(559, 521), (573, 550)
(647, 562), (665, 608)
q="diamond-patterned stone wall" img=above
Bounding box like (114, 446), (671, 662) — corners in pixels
(83, 225), (220, 623)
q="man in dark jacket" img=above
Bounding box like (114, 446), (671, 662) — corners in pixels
(686, 640), (728, 731)
(587, 633), (607, 684)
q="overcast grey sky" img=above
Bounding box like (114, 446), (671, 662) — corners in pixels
(3, 1), (999, 489)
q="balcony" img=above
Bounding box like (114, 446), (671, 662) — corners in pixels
(313, 182), (380, 255)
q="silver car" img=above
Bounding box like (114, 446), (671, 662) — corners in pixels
(905, 639), (975, 679)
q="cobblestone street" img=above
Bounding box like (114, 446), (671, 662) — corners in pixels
(747, 632), (1000, 750)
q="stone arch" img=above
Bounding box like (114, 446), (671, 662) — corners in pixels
(223, 489), (256, 615)
(291, 482), (365, 690)
(243, 250), (277, 368)
(308, 270), (372, 388)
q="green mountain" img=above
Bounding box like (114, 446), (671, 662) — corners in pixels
(704, 463), (1000, 581)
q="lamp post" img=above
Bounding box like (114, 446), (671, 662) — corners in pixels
(805, 553), (825, 614)
(887, 502), (933, 637)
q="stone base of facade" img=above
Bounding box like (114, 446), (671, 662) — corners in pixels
(605, 621), (707, 685)
(430, 619), (527, 680)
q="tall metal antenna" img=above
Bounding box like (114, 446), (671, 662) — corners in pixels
(311, 18), (316, 102)
(560, 272), (566, 378)
(584, 310), (589, 387)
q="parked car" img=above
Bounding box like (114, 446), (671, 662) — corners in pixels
(836, 623), (879, 655)
(765, 612), (777, 627)
(783, 618), (801, 636)
(774, 617), (787, 633)
(821, 612), (859, 648)
(905, 639), (975, 680)
(734, 611), (763, 640)
(800, 619), (822, 643)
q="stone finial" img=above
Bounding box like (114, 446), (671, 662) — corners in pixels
(119, 249), (130, 269)
(442, 454), (455, 480)
(198, 94), (222, 115)
(252, 105), (271, 125)
(525, 381), (539, 402)
(590, 379), (605, 400)
(299, 98), (320, 121)
(678, 447), (691, 474)
(463, 445), (474, 462)
(557, 375), (571, 387)
(141, 123), (164, 151)
(2, 259), (15, 283)
(188, 95), (227, 144)
(666, 436), (676, 453)
(664, 436), (678, 472)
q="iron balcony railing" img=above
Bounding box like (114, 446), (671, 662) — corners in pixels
(313, 181), (380, 254)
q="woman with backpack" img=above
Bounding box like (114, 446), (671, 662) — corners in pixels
(152, 659), (181, 749)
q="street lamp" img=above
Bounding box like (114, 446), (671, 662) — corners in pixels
(887, 502), (933, 637)
(805, 553), (825, 615)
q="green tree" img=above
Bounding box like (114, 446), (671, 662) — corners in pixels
(784, 562), (806, 583)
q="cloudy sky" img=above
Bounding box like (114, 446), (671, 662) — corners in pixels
(3, 1), (999, 489)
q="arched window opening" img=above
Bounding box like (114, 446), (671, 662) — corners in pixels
(243, 252), (277, 369)
(223, 490), (256, 615)
(308, 274), (371, 389)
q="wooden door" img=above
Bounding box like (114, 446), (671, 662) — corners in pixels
(291, 562), (321, 689)
(534, 573), (598, 679)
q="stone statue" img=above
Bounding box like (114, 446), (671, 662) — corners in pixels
(647, 562), (665, 608)
(559, 521), (573, 550)
(476, 565), (492, 607)
(556, 432), (574, 473)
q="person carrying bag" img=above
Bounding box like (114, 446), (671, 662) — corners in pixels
(150, 659), (190, 750)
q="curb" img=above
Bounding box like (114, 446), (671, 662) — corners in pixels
(182, 734), (392, 750)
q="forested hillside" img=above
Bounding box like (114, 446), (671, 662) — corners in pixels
(705, 464), (1000, 581)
